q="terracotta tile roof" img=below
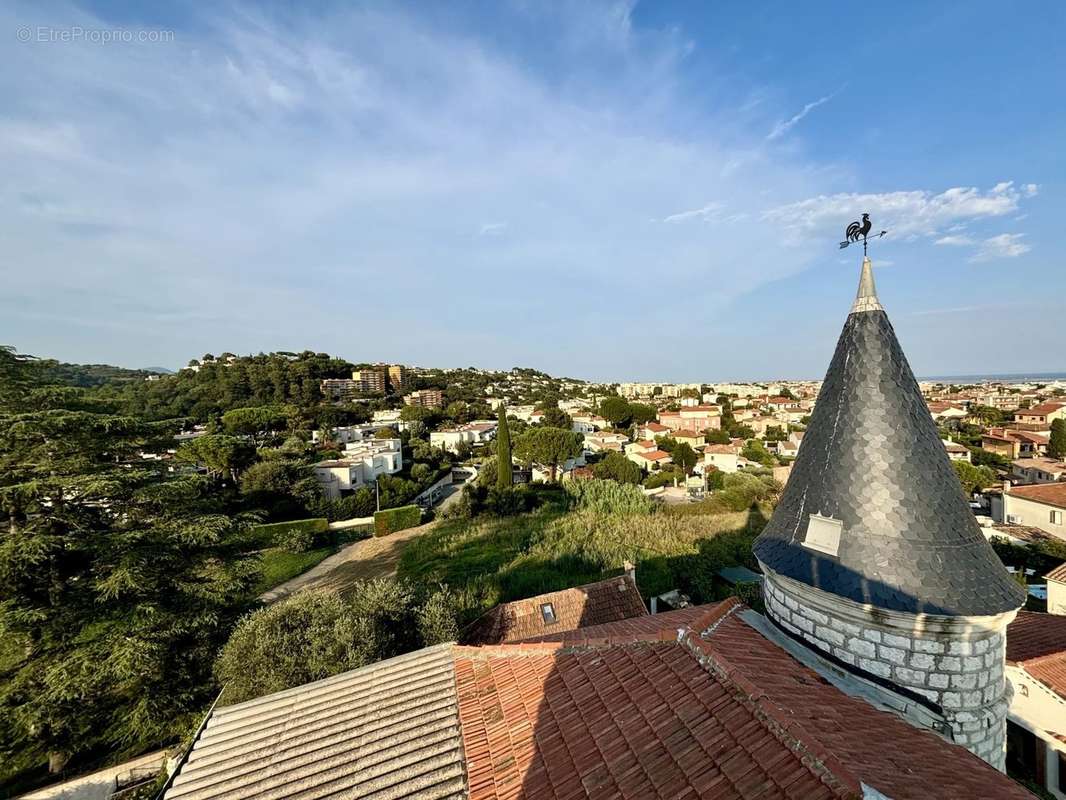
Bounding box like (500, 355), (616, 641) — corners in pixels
(521, 602), (734, 644)
(1009, 482), (1066, 509)
(452, 641), (847, 800)
(640, 449), (673, 461)
(168, 601), (1035, 800)
(1007, 610), (1066, 664)
(1047, 563), (1066, 583)
(1021, 402), (1066, 416)
(705, 444), (740, 454)
(671, 429), (702, 439)
(1008, 611), (1066, 703)
(453, 601), (1033, 800)
(644, 423), (669, 432)
(461, 574), (648, 645)
(986, 428), (1050, 445)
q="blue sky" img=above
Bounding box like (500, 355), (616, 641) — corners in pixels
(1, 1), (1062, 381)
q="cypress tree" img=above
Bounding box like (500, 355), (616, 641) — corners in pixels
(496, 404), (513, 490)
(1050, 418), (1066, 460)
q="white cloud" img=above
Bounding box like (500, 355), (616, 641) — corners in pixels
(764, 182), (1035, 243)
(934, 235), (974, 246)
(0, 0), (835, 376)
(766, 92), (837, 141)
(970, 233), (1030, 262)
(662, 202), (724, 223)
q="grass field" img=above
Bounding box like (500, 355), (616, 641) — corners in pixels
(253, 546), (338, 595)
(397, 497), (771, 626)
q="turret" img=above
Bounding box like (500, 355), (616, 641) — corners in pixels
(754, 256), (1025, 768)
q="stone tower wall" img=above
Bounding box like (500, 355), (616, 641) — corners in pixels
(761, 567), (1014, 769)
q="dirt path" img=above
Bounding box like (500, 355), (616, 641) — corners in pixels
(258, 520), (438, 604)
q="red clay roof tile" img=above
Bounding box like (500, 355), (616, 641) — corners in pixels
(461, 574), (649, 645)
(453, 601), (1034, 800)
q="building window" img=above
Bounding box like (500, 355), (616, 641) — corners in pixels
(1052, 510), (1063, 526)
(540, 603), (557, 624)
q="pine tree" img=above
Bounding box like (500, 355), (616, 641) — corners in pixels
(0, 350), (260, 778)
(1050, 418), (1066, 460)
(496, 404), (512, 490)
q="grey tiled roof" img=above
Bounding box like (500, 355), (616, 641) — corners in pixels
(164, 644), (466, 800)
(754, 259), (1025, 616)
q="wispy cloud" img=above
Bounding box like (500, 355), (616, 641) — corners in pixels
(970, 233), (1030, 262)
(934, 231), (1031, 261)
(0, 0), (836, 376)
(766, 92), (837, 141)
(764, 182), (1037, 243)
(662, 202), (724, 223)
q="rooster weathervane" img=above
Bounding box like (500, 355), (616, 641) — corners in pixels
(839, 212), (888, 256)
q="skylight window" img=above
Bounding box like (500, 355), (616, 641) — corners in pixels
(802, 514), (843, 557)
(540, 603), (557, 624)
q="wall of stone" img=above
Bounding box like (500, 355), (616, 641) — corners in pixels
(762, 570), (1012, 769)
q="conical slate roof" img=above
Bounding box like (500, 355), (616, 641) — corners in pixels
(753, 258), (1025, 616)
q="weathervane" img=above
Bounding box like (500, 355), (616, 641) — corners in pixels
(839, 212), (888, 256)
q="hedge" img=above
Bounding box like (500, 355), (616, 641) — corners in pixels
(374, 505), (422, 537)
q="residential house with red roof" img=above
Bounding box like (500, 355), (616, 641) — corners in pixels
(1012, 457), (1066, 485)
(1006, 611), (1066, 796)
(637, 421), (670, 439)
(995, 482), (1066, 538)
(984, 428), (1050, 460)
(1016, 403), (1066, 431)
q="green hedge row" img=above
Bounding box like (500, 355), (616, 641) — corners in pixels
(374, 505), (422, 537)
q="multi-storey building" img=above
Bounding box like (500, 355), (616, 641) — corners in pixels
(388, 364), (411, 392)
(352, 367), (387, 395)
(404, 388), (444, 409)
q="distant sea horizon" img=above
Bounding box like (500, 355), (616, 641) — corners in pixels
(915, 371), (1066, 383)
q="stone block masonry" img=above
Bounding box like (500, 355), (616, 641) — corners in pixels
(762, 569), (1014, 770)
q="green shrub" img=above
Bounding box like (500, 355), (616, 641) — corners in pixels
(564, 478), (653, 515)
(215, 579), (459, 704)
(592, 451), (642, 484)
(249, 518), (329, 550)
(643, 469), (678, 490)
(374, 505), (422, 536)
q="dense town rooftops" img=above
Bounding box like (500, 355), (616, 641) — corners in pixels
(754, 258), (1025, 616)
(163, 599), (1034, 800)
